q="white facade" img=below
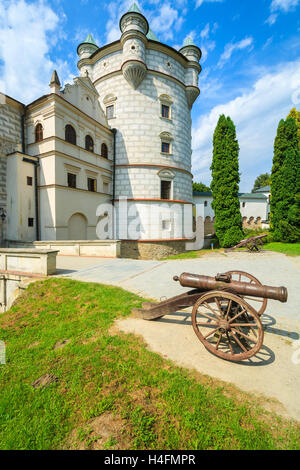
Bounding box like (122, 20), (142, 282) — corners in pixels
(78, 5), (201, 241)
(0, 4), (201, 245)
(193, 191), (269, 236)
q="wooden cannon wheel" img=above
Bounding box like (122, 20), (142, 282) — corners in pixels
(225, 270), (267, 316)
(246, 238), (263, 252)
(192, 291), (264, 362)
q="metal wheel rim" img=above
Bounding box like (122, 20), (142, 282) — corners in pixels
(225, 270), (267, 316)
(192, 290), (264, 362)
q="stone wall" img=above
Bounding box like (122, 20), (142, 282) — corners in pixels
(121, 239), (188, 260)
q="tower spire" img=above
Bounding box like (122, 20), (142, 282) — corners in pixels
(49, 70), (61, 94)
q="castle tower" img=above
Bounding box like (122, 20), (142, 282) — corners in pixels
(77, 4), (202, 258)
(179, 37), (202, 108)
(119, 3), (148, 89)
(77, 34), (99, 62)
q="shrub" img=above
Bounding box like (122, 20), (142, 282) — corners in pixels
(222, 226), (244, 248)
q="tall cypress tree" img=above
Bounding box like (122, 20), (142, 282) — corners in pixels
(270, 117), (300, 242)
(210, 115), (243, 247)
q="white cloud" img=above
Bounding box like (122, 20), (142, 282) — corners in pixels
(200, 23), (210, 39)
(192, 60), (300, 191)
(266, 0), (299, 24)
(265, 13), (278, 25)
(150, 3), (183, 41)
(196, 0), (224, 7)
(0, 0), (65, 103)
(217, 37), (253, 68)
(270, 0), (299, 12)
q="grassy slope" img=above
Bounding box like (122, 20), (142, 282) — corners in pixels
(0, 278), (299, 450)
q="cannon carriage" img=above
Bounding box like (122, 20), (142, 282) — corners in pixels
(132, 271), (288, 362)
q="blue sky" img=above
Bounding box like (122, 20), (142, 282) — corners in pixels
(0, 0), (300, 191)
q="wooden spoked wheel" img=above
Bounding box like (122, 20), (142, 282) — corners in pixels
(246, 239), (263, 252)
(225, 270), (267, 316)
(192, 291), (264, 362)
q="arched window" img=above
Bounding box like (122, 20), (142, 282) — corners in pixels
(65, 125), (76, 145)
(101, 143), (108, 158)
(35, 123), (43, 142)
(85, 135), (94, 152)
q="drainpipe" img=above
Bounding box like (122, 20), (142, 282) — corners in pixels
(112, 128), (117, 239)
(21, 105), (27, 154)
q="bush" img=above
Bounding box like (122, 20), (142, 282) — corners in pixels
(273, 220), (300, 243)
(222, 226), (244, 248)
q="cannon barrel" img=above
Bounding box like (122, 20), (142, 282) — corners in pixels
(173, 272), (288, 303)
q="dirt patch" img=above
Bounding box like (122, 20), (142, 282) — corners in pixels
(69, 412), (129, 450)
(31, 374), (59, 389)
(27, 341), (40, 349)
(54, 339), (71, 350)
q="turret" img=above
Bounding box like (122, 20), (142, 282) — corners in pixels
(77, 34), (99, 61)
(119, 3), (148, 89)
(179, 37), (202, 108)
(49, 70), (61, 94)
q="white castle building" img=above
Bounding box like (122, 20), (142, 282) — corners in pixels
(0, 4), (202, 259)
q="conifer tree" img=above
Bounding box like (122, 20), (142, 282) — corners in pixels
(210, 115), (243, 247)
(270, 117), (300, 242)
(286, 108), (300, 148)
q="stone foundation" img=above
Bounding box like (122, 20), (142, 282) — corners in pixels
(120, 239), (189, 260)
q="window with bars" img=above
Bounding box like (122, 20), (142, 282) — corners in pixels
(67, 173), (77, 188)
(85, 135), (94, 152)
(106, 105), (114, 119)
(65, 125), (76, 145)
(35, 123), (43, 142)
(101, 143), (108, 158)
(87, 177), (97, 192)
(27, 176), (33, 186)
(161, 142), (170, 154)
(160, 180), (171, 200)
(161, 104), (170, 119)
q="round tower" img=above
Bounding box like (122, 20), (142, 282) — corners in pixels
(119, 3), (148, 89)
(77, 4), (202, 257)
(179, 37), (202, 108)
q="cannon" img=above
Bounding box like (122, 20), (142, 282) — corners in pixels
(226, 233), (268, 252)
(132, 270), (288, 362)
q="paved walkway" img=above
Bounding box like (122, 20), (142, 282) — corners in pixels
(56, 251), (300, 421)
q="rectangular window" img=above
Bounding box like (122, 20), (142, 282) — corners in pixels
(28, 218), (34, 227)
(106, 105), (114, 119)
(27, 176), (33, 186)
(67, 173), (77, 189)
(161, 142), (170, 154)
(161, 180), (171, 200)
(161, 104), (170, 119)
(87, 178), (97, 192)
(162, 220), (171, 230)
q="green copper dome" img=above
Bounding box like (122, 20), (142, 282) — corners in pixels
(128, 2), (142, 14)
(83, 34), (98, 46)
(146, 28), (159, 42)
(183, 36), (196, 47)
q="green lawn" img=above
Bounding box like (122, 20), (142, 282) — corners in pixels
(163, 242), (300, 260)
(263, 242), (300, 256)
(0, 278), (299, 450)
